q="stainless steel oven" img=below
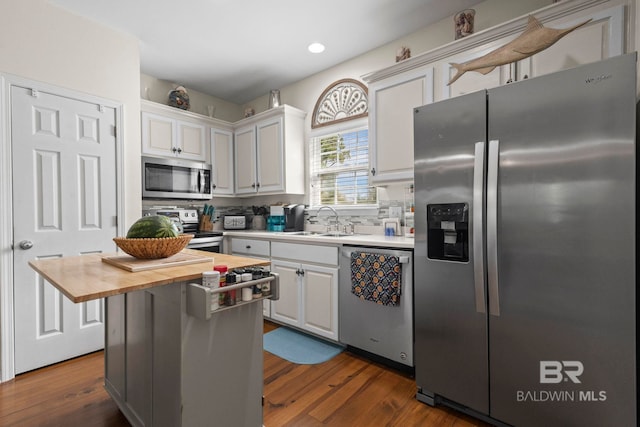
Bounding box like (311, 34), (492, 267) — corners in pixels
(188, 231), (223, 253)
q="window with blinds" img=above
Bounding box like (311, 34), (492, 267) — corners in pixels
(310, 127), (377, 206)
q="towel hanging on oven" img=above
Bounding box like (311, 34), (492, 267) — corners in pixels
(350, 251), (401, 306)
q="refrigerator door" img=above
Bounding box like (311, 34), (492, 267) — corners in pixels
(414, 90), (489, 413)
(487, 53), (636, 426)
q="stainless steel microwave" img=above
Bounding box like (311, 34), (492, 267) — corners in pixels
(142, 156), (212, 200)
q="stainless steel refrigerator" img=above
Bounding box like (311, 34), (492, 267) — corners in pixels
(413, 53), (637, 426)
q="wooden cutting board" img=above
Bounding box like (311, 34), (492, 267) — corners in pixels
(102, 251), (213, 272)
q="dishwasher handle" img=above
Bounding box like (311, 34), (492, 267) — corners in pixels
(341, 249), (410, 264)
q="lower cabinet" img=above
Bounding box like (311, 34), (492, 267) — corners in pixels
(270, 242), (339, 341)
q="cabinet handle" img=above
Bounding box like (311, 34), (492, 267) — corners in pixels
(212, 184), (217, 190)
(172, 147), (178, 153)
(371, 168), (376, 176)
(246, 245), (251, 249)
(297, 269), (305, 277)
(256, 182), (260, 188)
(251, 183), (256, 188)
(177, 147), (182, 154)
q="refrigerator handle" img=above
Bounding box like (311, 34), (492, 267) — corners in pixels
(473, 142), (486, 314)
(487, 140), (500, 316)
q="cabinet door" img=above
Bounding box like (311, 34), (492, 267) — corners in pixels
(516, 6), (623, 80)
(302, 264), (339, 340)
(439, 39), (514, 101)
(369, 68), (433, 183)
(141, 111), (177, 157)
(211, 128), (234, 195)
(256, 117), (284, 193)
(234, 126), (257, 194)
(270, 260), (301, 327)
(176, 121), (206, 161)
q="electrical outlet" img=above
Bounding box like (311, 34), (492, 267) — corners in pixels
(389, 206), (402, 218)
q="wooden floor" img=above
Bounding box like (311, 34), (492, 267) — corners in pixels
(0, 321), (489, 426)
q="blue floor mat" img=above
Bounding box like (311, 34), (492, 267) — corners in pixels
(263, 327), (344, 365)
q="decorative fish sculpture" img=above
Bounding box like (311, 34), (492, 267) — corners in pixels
(448, 15), (591, 85)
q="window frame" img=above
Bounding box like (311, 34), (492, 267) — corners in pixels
(308, 117), (378, 213)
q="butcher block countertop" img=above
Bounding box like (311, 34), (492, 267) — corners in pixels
(28, 249), (270, 303)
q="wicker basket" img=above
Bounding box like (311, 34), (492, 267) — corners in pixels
(113, 234), (193, 259)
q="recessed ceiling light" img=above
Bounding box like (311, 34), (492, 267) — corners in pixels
(308, 42), (326, 53)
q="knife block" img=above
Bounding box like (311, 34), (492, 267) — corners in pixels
(199, 215), (214, 231)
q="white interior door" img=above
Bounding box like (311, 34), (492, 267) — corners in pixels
(11, 86), (117, 374)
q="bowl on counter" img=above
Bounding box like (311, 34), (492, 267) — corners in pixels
(113, 234), (192, 259)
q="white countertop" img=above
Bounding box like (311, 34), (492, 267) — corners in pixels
(222, 230), (414, 249)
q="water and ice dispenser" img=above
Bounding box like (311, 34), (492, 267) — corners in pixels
(427, 203), (469, 262)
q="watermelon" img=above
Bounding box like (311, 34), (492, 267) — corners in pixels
(126, 215), (180, 238)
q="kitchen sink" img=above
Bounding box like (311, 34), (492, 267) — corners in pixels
(319, 232), (369, 237)
(283, 231), (323, 236)
(280, 231), (369, 238)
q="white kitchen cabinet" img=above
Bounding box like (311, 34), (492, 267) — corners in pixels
(141, 110), (206, 161)
(366, 67), (433, 184)
(210, 127), (234, 195)
(270, 242), (339, 341)
(515, 5), (624, 81)
(233, 105), (306, 196)
(439, 38), (515, 101)
(230, 237), (272, 317)
(362, 0), (628, 185)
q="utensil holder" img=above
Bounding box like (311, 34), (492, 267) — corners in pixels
(200, 215), (214, 231)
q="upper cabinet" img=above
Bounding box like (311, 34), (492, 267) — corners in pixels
(210, 127), (234, 195)
(367, 68), (434, 184)
(141, 102), (207, 161)
(363, 0), (628, 184)
(233, 105), (306, 196)
(515, 5), (624, 81)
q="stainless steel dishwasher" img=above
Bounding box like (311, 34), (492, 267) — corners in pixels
(339, 246), (413, 367)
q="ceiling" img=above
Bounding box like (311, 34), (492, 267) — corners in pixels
(50, 0), (481, 104)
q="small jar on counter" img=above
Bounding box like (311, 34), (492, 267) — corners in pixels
(214, 265), (228, 306)
(225, 273), (237, 305)
(202, 270), (220, 311)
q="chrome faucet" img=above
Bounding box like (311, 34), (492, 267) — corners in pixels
(317, 205), (339, 233)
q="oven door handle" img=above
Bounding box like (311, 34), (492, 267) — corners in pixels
(187, 240), (222, 249)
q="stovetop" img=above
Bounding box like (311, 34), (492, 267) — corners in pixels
(144, 208), (222, 237)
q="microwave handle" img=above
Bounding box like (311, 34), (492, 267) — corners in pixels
(198, 170), (204, 193)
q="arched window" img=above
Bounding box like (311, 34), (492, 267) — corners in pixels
(311, 79), (368, 129)
(309, 79), (376, 208)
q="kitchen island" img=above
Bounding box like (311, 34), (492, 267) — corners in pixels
(29, 249), (274, 427)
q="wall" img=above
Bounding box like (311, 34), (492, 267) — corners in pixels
(0, 0), (141, 379)
(141, 73), (244, 122)
(0, 0), (142, 226)
(241, 0), (551, 207)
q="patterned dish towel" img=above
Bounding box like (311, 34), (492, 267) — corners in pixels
(351, 251), (402, 306)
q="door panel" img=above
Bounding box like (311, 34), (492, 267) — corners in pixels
(488, 54), (636, 426)
(270, 260), (300, 326)
(234, 126), (256, 194)
(12, 86), (117, 373)
(256, 118), (283, 192)
(413, 89), (489, 413)
(302, 265), (338, 339)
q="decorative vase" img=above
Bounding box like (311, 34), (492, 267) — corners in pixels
(268, 90), (281, 108)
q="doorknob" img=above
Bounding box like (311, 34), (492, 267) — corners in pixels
(18, 240), (33, 250)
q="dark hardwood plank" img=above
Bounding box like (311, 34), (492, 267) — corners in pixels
(0, 322), (489, 426)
